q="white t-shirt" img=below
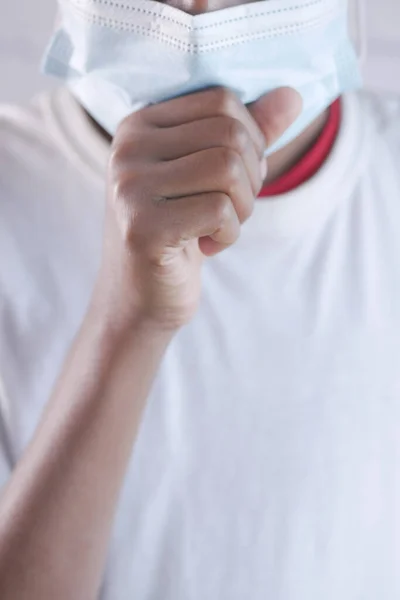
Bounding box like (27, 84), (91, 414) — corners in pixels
(1, 87), (400, 599)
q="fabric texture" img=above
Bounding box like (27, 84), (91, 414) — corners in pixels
(1, 88), (400, 599)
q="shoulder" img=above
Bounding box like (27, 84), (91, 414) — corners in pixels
(0, 92), (58, 164)
(0, 88), (103, 253)
(0, 90), (72, 212)
(0, 92), (68, 286)
(0, 92), (103, 429)
(0, 87), (108, 185)
(0, 89), (103, 330)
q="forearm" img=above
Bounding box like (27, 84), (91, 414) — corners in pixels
(0, 305), (173, 600)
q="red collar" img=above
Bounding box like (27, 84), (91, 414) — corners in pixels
(260, 98), (342, 197)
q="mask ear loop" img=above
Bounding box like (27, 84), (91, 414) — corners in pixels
(354, 0), (367, 65)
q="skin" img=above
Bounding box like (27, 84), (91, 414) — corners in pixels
(89, 96), (328, 185)
(0, 0), (332, 597)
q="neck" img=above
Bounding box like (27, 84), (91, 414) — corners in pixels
(87, 107), (330, 186)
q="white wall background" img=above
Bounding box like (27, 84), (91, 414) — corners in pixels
(0, 0), (399, 104)
(362, 0), (400, 93)
(0, 0), (57, 103)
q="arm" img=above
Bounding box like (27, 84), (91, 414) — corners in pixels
(0, 307), (172, 600)
(0, 87), (298, 600)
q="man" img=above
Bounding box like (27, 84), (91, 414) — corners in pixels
(0, 0), (399, 598)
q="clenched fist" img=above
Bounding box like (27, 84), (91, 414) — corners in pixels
(94, 87), (301, 332)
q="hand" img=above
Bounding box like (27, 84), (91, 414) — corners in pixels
(95, 87), (301, 332)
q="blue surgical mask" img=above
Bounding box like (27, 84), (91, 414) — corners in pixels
(43, 0), (362, 155)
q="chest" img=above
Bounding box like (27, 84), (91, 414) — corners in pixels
(4, 175), (400, 599)
(101, 211), (400, 600)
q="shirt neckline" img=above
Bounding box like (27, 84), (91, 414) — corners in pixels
(242, 92), (372, 240)
(260, 98), (342, 197)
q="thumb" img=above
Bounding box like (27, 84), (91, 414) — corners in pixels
(248, 87), (303, 150)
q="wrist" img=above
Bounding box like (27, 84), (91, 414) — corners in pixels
(85, 294), (177, 352)
(89, 272), (189, 339)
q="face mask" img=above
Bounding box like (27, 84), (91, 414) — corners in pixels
(43, 0), (362, 155)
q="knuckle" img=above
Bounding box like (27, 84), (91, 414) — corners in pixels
(111, 195), (135, 242)
(112, 173), (139, 202)
(219, 147), (242, 185)
(111, 175), (147, 233)
(113, 192), (148, 251)
(109, 142), (132, 171)
(223, 117), (250, 154)
(212, 194), (234, 229)
(212, 87), (238, 115)
(107, 173), (159, 252)
(112, 120), (148, 166)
